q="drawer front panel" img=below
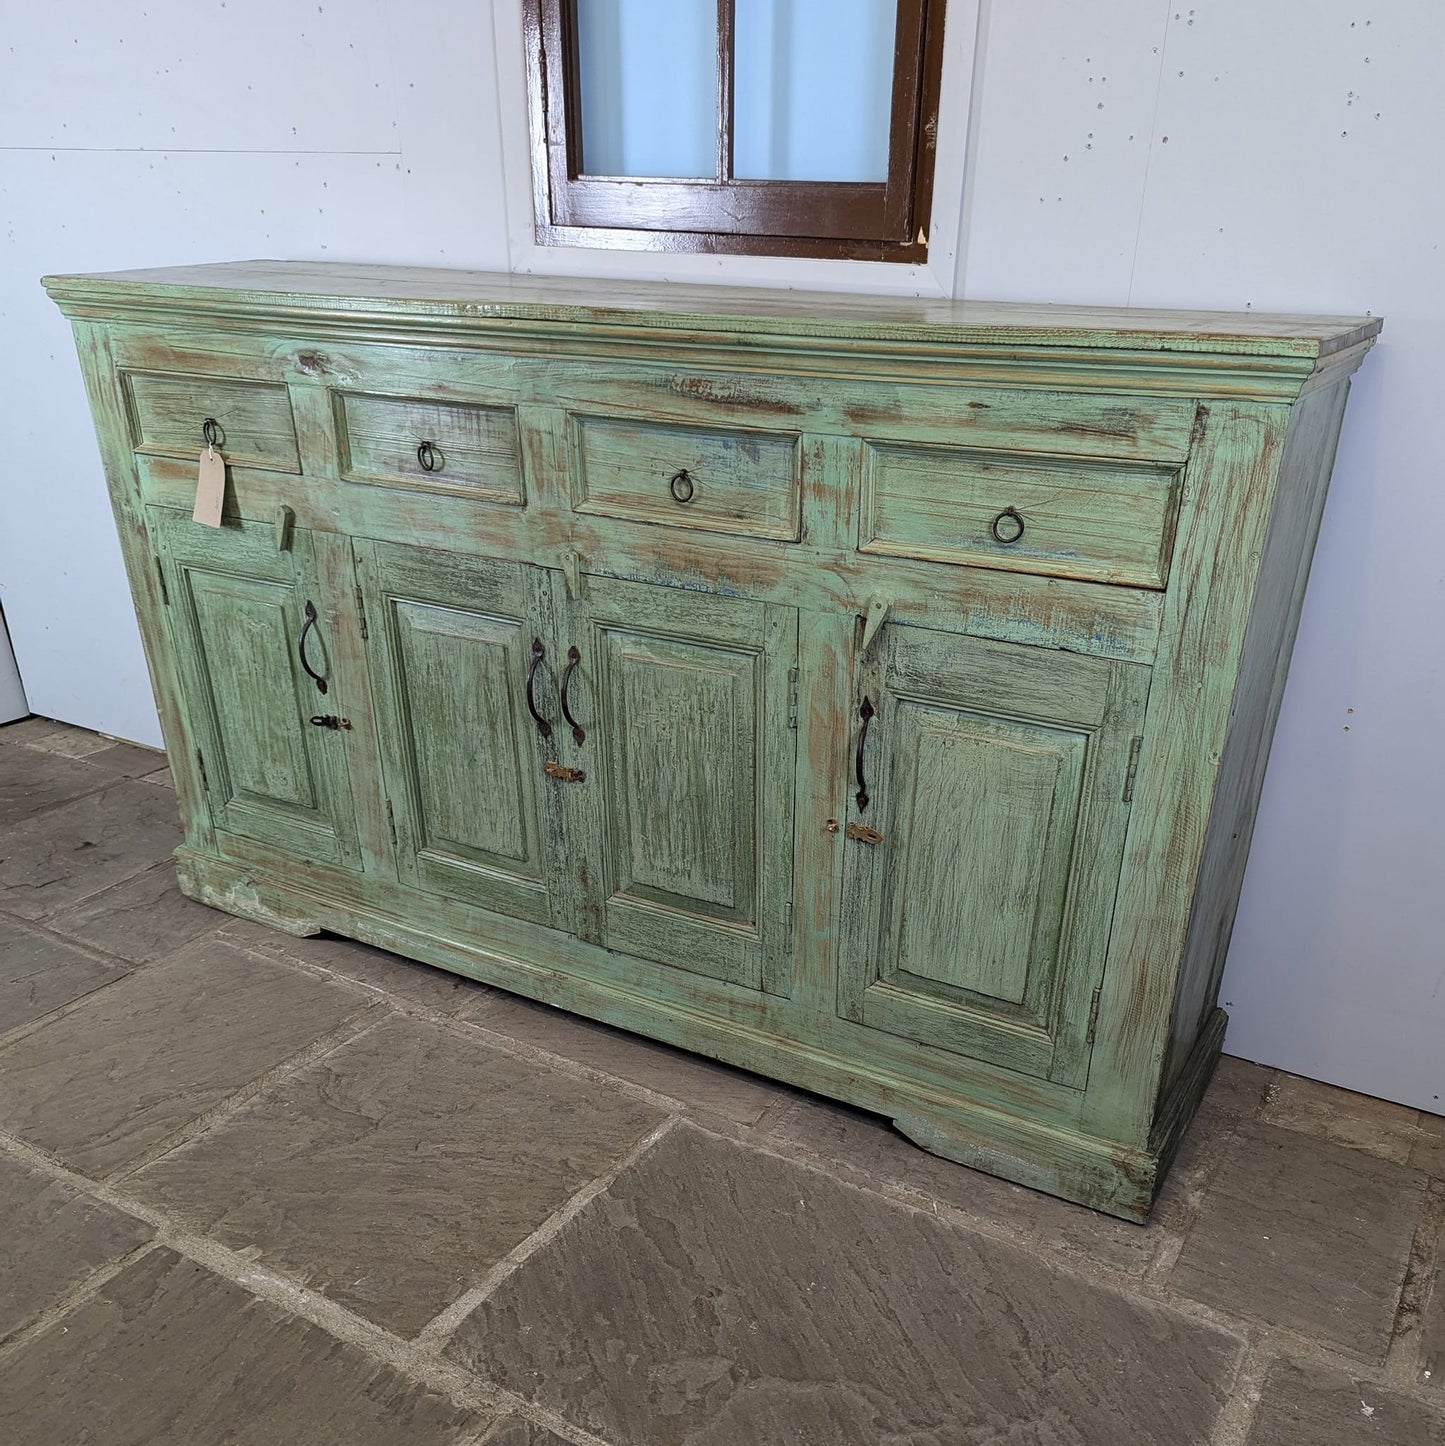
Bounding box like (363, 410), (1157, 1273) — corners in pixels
(334, 391), (525, 504)
(570, 413), (802, 542)
(860, 442), (1183, 588)
(124, 372), (300, 472)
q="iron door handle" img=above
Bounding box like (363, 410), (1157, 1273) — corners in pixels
(855, 696), (874, 811)
(526, 638), (552, 738)
(560, 645), (585, 745)
(298, 600), (328, 694)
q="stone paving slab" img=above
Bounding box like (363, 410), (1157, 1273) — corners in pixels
(0, 941), (364, 1176)
(48, 862), (221, 963)
(1424, 1240), (1445, 1392)
(449, 1124), (1244, 1446)
(0, 916), (127, 1036)
(0, 779), (182, 920)
(1172, 1121), (1427, 1359)
(482, 1418), (576, 1446)
(1245, 1357), (1445, 1445)
(1263, 1073), (1422, 1165)
(769, 1052), (1270, 1277)
(216, 918), (494, 1016)
(0, 1248), (486, 1445)
(0, 745), (116, 829)
(465, 991), (786, 1129)
(0, 1152), (154, 1340)
(131, 1013), (667, 1338)
(1413, 1116), (1445, 1179)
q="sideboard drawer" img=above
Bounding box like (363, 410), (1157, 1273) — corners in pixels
(569, 413), (802, 542)
(123, 372), (300, 473)
(860, 441), (1183, 589)
(334, 390), (525, 504)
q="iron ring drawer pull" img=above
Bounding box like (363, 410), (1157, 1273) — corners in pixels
(669, 469), (696, 504)
(855, 696), (875, 812)
(201, 417), (222, 449)
(991, 506), (1025, 545)
(417, 440), (442, 473)
(560, 645), (585, 745)
(298, 601), (328, 695)
(526, 638), (552, 738)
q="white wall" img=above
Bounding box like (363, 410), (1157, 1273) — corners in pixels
(2, 1), (1440, 1111)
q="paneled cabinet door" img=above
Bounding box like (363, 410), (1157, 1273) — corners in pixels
(560, 575), (798, 995)
(355, 541), (568, 928)
(839, 625), (1150, 1088)
(149, 507), (361, 870)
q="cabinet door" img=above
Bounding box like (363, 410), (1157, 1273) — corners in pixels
(563, 575), (797, 994)
(839, 625), (1149, 1087)
(150, 508), (361, 869)
(356, 540), (566, 927)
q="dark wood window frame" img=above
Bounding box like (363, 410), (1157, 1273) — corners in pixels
(523, 0), (948, 262)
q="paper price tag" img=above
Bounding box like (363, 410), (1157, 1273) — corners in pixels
(193, 446), (226, 527)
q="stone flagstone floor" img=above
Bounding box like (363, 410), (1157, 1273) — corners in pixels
(1, 714), (1443, 1445)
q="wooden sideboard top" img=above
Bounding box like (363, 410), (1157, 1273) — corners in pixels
(43, 259), (1381, 361)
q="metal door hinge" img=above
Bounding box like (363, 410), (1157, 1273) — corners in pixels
(787, 667), (799, 730)
(385, 798), (397, 850)
(783, 898), (794, 944)
(153, 554), (170, 606)
(350, 551), (369, 640)
(1122, 736), (1144, 804)
(1086, 985), (1103, 1047)
(194, 748), (209, 791)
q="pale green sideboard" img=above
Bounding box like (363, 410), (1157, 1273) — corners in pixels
(44, 262), (1379, 1219)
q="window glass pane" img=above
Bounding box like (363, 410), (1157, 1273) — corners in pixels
(733, 0), (897, 182)
(576, 0), (717, 179)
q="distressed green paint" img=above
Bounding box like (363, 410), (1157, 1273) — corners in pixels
(570, 413), (802, 541)
(126, 372), (300, 472)
(44, 261), (1379, 1221)
(566, 573), (798, 994)
(355, 540), (559, 927)
(838, 625), (1148, 1088)
(860, 442), (1182, 588)
(335, 390), (525, 503)
(149, 507), (360, 871)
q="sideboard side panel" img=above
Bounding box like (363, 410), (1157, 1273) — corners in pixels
(68, 319), (217, 858)
(1159, 376), (1354, 1096)
(1081, 400), (1293, 1144)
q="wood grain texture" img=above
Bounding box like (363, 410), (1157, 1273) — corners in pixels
(122, 370), (300, 472)
(570, 411), (802, 541)
(149, 508), (362, 872)
(1161, 378), (1353, 1091)
(47, 262), (1378, 1219)
(44, 260), (1379, 355)
(335, 389), (524, 503)
(860, 441), (1182, 588)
